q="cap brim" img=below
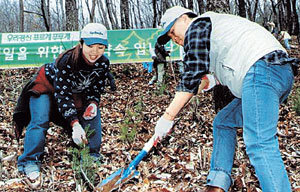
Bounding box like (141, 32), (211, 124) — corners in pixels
(82, 38), (108, 46)
(157, 20), (176, 45)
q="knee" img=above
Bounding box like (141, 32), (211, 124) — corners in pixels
(244, 134), (278, 158)
(27, 121), (49, 131)
(213, 116), (227, 130)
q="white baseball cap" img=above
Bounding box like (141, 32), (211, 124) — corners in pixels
(80, 23), (108, 46)
(157, 6), (195, 45)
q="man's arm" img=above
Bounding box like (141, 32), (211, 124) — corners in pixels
(163, 92), (194, 121)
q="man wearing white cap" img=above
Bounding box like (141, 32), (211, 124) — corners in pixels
(153, 6), (297, 192)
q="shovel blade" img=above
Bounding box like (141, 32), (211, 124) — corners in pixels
(98, 168), (123, 187)
(96, 168), (139, 192)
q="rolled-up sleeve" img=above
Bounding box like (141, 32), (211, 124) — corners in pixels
(176, 17), (212, 95)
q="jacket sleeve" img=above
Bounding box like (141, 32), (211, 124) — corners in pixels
(53, 58), (78, 124)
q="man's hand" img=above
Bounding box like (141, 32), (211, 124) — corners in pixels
(83, 103), (97, 120)
(72, 121), (87, 145)
(198, 74), (218, 94)
(154, 116), (174, 141)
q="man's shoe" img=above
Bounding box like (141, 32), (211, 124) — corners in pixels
(203, 186), (225, 192)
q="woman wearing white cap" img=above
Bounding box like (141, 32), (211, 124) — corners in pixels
(153, 6), (298, 192)
(14, 23), (113, 184)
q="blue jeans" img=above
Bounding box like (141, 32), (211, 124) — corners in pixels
(284, 39), (291, 50)
(18, 94), (102, 172)
(207, 60), (293, 192)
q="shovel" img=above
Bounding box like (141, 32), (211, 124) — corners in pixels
(96, 135), (158, 191)
(96, 118), (181, 192)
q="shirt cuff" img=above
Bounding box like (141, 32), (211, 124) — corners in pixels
(176, 84), (198, 95)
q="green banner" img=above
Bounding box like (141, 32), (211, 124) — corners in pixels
(0, 28), (181, 68)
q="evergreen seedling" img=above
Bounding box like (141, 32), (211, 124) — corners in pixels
(292, 88), (300, 115)
(69, 125), (100, 190)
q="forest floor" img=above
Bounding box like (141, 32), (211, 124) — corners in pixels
(0, 40), (300, 192)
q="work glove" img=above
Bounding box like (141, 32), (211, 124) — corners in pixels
(83, 102), (97, 120)
(72, 121), (87, 145)
(154, 116), (174, 141)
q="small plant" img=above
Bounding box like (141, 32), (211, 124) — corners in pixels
(0, 151), (3, 181)
(119, 110), (137, 143)
(69, 125), (99, 190)
(188, 96), (204, 123)
(154, 82), (168, 96)
(134, 96), (144, 114)
(292, 88), (300, 115)
(122, 65), (132, 76)
(119, 97), (145, 143)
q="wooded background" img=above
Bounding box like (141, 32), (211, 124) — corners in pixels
(1, 0), (300, 38)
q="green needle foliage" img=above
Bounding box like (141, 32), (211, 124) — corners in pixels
(69, 125), (100, 190)
(119, 96), (145, 143)
(292, 88), (300, 115)
(119, 110), (137, 143)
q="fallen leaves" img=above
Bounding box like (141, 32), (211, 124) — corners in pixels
(0, 57), (300, 191)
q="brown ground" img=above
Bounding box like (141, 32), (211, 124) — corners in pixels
(0, 41), (299, 191)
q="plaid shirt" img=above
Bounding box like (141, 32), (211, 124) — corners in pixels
(176, 17), (295, 94)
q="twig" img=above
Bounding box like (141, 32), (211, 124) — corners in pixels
(168, 56), (176, 84)
(80, 163), (95, 190)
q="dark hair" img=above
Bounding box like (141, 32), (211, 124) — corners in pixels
(185, 12), (198, 18)
(55, 39), (84, 71)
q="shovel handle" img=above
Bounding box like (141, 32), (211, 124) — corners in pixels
(143, 135), (158, 152)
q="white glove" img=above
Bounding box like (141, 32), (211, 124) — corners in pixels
(83, 103), (97, 120)
(154, 116), (174, 141)
(72, 121), (87, 145)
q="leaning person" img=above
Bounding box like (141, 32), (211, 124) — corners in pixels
(14, 23), (113, 183)
(153, 6), (297, 192)
(148, 42), (170, 85)
(278, 30), (292, 50)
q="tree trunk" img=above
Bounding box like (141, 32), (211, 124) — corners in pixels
(198, 0), (205, 14)
(207, 0), (230, 13)
(291, 0), (299, 36)
(85, 0), (96, 22)
(270, 0), (279, 30)
(41, 0), (50, 31)
(96, 0), (110, 29)
(238, 0), (246, 18)
(152, 0), (157, 28)
(65, 0), (78, 31)
(187, 0), (193, 10)
(19, 0), (24, 32)
(105, 0), (117, 29)
(120, 0), (125, 29)
(60, 0), (66, 30)
(136, 0), (143, 28)
(120, 0), (130, 29)
(47, 0), (51, 30)
(78, 0), (85, 26)
(131, 3), (138, 28)
(285, 0), (292, 33)
(252, 0), (259, 22)
(278, 1), (285, 31)
(245, 0), (252, 20)
(162, 0), (169, 14)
